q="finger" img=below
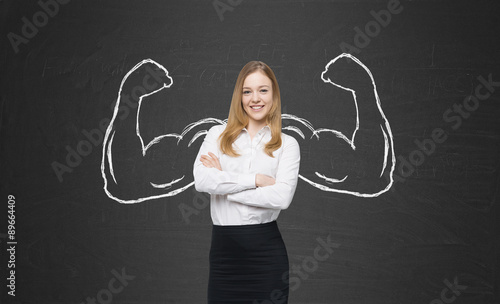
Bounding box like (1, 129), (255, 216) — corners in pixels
(200, 156), (213, 166)
(201, 154), (215, 163)
(200, 155), (213, 163)
(209, 156), (222, 170)
(202, 157), (215, 168)
(208, 155), (220, 166)
(201, 160), (213, 168)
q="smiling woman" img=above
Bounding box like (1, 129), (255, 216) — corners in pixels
(193, 61), (300, 303)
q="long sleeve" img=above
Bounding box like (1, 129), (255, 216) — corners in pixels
(227, 135), (300, 210)
(193, 125), (257, 195)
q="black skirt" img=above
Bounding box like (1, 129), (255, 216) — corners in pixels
(208, 220), (289, 304)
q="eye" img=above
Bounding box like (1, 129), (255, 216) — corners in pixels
(260, 89), (268, 93)
(243, 90), (251, 95)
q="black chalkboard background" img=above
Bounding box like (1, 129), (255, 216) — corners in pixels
(1, 0), (499, 303)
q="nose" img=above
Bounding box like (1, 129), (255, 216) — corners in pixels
(251, 92), (260, 102)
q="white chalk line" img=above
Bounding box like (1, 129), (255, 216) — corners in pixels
(101, 53), (395, 203)
(300, 53), (395, 198)
(101, 59), (187, 204)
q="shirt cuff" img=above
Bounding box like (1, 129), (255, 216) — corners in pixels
(238, 173), (256, 190)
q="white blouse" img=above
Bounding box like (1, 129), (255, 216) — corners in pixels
(193, 124), (301, 225)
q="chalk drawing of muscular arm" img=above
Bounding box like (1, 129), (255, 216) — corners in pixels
(101, 59), (224, 203)
(294, 53), (395, 197)
(101, 53), (395, 204)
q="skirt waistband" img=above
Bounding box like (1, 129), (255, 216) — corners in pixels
(212, 220), (277, 233)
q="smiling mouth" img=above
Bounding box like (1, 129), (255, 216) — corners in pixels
(250, 105), (264, 110)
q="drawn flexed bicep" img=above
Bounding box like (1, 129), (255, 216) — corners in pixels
(101, 59), (223, 203)
(298, 53), (395, 197)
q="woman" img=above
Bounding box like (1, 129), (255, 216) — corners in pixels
(193, 61), (301, 303)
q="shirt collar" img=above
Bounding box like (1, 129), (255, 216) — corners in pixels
(242, 125), (271, 135)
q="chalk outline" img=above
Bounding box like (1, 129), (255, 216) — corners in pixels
(298, 53), (395, 197)
(101, 59), (195, 204)
(101, 53), (395, 203)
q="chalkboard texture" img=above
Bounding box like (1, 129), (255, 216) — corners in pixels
(1, 0), (499, 303)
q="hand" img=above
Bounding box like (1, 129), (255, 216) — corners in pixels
(200, 152), (222, 171)
(256, 174), (275, 187)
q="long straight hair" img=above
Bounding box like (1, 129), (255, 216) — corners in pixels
(218, 61), (281, 157)
(218, 61), (282, 158)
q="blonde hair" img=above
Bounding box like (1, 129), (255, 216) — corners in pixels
(218, 61), (282, 158)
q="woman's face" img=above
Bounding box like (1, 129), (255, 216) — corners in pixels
(241, 71), (273, 126)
